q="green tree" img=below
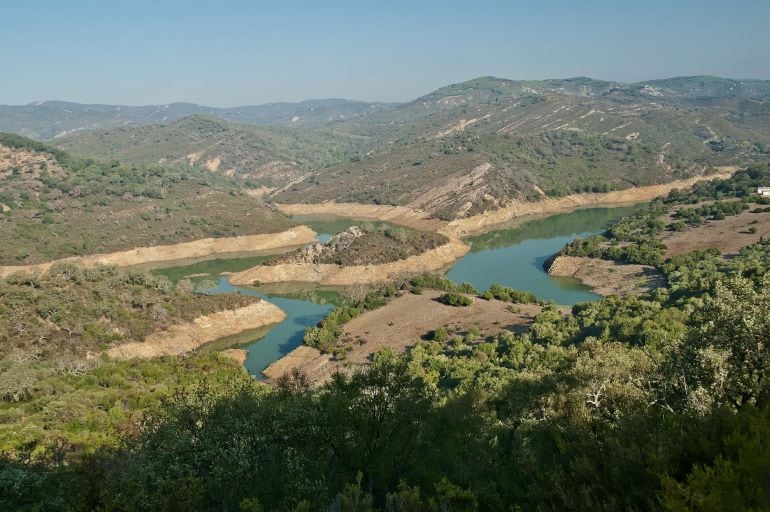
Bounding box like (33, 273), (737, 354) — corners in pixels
(662, 276), (770, 413)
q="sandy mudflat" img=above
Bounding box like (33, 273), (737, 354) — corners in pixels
(546, 255), (663, 296)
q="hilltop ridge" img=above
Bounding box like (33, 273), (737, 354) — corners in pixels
(0, 98), (395, 140)
(23, 75), (770, 220)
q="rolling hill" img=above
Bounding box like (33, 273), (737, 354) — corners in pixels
(273, 76), (770, 218)
(0, 134), (296, 265)
(0, 98), (394, 140)
(55, 115), (369, 189)
(55, 76), (770, 219)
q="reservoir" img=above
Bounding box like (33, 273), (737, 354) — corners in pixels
(155, 205), (642, 376)
(447, 205), (641, 304)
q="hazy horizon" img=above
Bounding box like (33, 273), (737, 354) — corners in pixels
(3, 0), (770, 107)
(5, 72), (770, 109)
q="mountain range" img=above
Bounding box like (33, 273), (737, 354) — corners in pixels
(4, 75), (770, 219)
(0, 98), (395, 140)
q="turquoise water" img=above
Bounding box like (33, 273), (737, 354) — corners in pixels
(152, 220), (358, 377)
(158, 205), (643, 375)
(447, 206), (642, 305)
(206, 277), (335, 377)
(154, 217), (387, 282)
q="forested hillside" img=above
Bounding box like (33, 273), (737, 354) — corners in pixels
(275, 76), (770, 218)
(0, 134), (295, 264)
(0, 263), (258, 454)
(3, 171), (770, 510)
(53, 76), (770, 220)
(56, 116), (368, 188)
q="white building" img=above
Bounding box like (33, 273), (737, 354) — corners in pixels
(758, 187), (770, 197)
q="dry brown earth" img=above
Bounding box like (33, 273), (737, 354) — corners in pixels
(546, 256), (664, 296)
(107, 301), (286, 360)
(0, 226), (317, 277)
(660, 208), (770, 257)
(263, 290), (547, 386)
(277, 202), (448, 233)
(220, 349), (249, 365)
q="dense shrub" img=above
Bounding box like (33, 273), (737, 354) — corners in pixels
(437, 292), (473, 307)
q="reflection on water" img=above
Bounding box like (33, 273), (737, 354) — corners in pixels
(153, 254), (270, 282)
(466, 205), (643, 252)
(154, 204), (645, 375)
(207, 277), (335, 378)
(154, 217), (398, 283)
(447, 205), (644, 305)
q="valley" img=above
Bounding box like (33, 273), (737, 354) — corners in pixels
(9, 76), (763, 223)
(138, 202), (643, 381)
(6, 0), (770, 506)
(3, 74), (770, 511)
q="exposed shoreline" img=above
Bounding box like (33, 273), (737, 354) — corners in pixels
(447, 169), (737, 236)
(277, 202), (448, 233)
(262, 289), (544, 386)
(545, 255), (664, 297)
(277, 169), (736, 238)
(0, 226), (317, 277)
(228, 238), (470, 286)
(2, 172), (736, 371)
(107, 301), (286, 360)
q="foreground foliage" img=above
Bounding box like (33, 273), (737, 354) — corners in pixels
(0, 264), (258, 453)
(3, 239), (770, 510)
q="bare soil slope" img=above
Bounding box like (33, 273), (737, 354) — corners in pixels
(547, 256), (664, 296)
(660, 208), (770, 257)
(0, 226), (317, 277)
(108, 301), (286, 359)
(263, 290), (546, 386)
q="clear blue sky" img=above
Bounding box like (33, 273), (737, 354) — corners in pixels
(3, 0), (769, 106)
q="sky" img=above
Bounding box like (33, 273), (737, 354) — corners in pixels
(2, 0), (769, 106)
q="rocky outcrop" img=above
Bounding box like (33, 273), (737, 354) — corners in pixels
(268, 226), (365, 265)
(229, 238), (470, 286)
